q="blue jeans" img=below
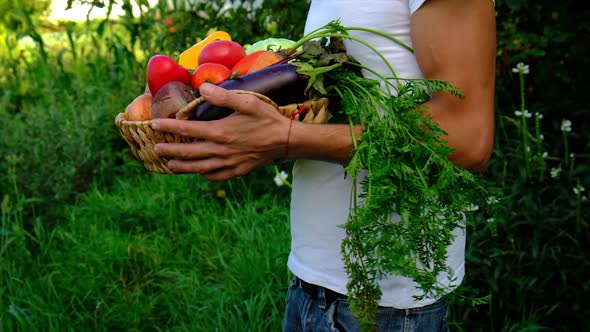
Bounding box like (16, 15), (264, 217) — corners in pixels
(283, 277), (449, 332)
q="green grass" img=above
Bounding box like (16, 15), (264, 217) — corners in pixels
(1, 173), (292, 331)
(1, 11), (294, 331)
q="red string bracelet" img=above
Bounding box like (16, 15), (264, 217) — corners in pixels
(285, 105), (306, 160)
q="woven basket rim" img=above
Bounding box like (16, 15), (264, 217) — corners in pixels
(115, 93), (330, 174)
(115, 96), (329, 124)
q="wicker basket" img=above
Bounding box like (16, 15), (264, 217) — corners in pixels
(115, 90), (329, 174)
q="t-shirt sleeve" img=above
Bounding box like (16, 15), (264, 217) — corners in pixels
(408, 0), (427, 14)
(409, 0), (495, 15)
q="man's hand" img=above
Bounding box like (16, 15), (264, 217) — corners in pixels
(151, 83), (289, 181)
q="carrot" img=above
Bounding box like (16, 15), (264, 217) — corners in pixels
(246, 51), (284, 73)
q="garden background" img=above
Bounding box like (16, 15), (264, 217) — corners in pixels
(1, 0), (588, 331)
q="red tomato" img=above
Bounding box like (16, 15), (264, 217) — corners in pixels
(191, 63), (232, 89)
(146, 54), (191, 96)
(198, 40), (246, 69)
(231, 50), (267, 76)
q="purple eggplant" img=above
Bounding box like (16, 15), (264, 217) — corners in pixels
(193, 63), (309, 121)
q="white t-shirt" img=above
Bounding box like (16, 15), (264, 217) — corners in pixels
(288, 0), (466, 309)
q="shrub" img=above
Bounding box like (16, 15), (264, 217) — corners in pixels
(449, 2), (590, 329)
(0, 34), (143, 221)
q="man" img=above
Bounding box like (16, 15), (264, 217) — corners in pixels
(151, 0), (496, 330)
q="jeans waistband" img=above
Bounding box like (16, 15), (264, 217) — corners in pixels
(294, 276), (347, 307)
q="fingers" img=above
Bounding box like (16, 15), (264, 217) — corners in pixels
(167, 157), (253, 181)
(151, 118), (220, 141)
(167, 157), (226, 174)
(155, 141), (247, 175)
(154, 140), (228, 160)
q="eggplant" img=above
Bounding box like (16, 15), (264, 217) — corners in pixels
(194, 63), (309, 121)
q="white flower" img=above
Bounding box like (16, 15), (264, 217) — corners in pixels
(542, 152), (548, 158)
(514, 110), (532, 118)
(273, 170), (289, 187)
(550, 167), (561, 178)
(561, 119), (572, 132)
(512, 62), (530, 74)
(486, 196), (500, 205)
(539, 134), (544, 140)
(467, 204), (480, 211)
(196, 10), (210, 19)
(486, 218), (495, 223)
(573, 185), (586, 195)
(536, 112), (544, 119)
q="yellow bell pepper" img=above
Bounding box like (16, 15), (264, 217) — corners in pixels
(178, 31), (232, 70)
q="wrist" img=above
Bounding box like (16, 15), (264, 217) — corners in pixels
(283, 106), (306, 161)
(288, 122), (362, 165)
